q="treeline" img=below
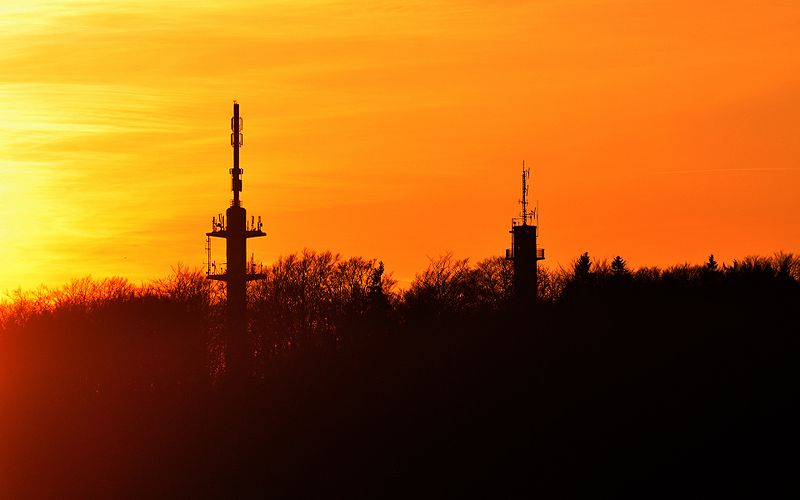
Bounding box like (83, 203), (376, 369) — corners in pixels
(3, 250), (798, 375)
(2, 250), (799, 497)
(6, 250), (798, 335)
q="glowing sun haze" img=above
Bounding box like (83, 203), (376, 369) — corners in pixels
(1, 0), (799, 292)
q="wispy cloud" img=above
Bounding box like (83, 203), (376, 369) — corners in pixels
(654, 167), (800, 175)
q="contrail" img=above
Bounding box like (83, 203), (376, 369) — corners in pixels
(653, 167), (800, 175)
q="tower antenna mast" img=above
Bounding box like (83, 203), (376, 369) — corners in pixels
(506, 160), (544, 304)
(231, 100), (243, 207)
(206, 101), (266, 381)
(520, 161), (532, 225)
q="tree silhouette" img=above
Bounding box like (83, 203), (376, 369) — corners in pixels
(248, 250), (395, 360)
(705, 253), (719, 272)
(403, 253), (478, 318)
(610, 255), (630, 276)
(574, 252), (591, 278)
(473, 255), (513, 309)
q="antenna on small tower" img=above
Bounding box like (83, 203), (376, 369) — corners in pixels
(519, 161), (532, 225)
(506, 160), (544, 304)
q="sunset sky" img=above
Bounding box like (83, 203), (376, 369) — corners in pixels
(1, 0), (798, 292)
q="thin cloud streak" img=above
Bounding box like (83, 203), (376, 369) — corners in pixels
(654, 168), (800, 175)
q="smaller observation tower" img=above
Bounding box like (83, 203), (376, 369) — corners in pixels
(505, 162), (544, 303)
(206, 102), (266, 379)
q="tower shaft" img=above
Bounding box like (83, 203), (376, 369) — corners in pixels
(511, 225), (538, 302)
(225, 204), (247, 378)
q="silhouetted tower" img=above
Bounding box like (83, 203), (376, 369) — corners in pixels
(206, 102), (266, 379)
(506, 162), (544, 303)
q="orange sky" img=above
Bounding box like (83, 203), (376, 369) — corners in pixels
(1, 0), (799, 292)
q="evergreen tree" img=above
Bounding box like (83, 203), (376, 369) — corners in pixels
(573, 252), (591, 278)
(611, 255), (629, 276)
(705, 254), (718, 272)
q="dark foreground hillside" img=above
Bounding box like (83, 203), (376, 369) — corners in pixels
(2, 252), (799, 498)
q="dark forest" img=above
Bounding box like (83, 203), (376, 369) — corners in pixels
(2, 251), (799, 498)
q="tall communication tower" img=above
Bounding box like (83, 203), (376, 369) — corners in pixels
(206, 102), (266, 379)
(505, 161), (544, 303)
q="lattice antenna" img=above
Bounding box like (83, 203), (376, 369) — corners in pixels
(205, 235), (212, 275)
